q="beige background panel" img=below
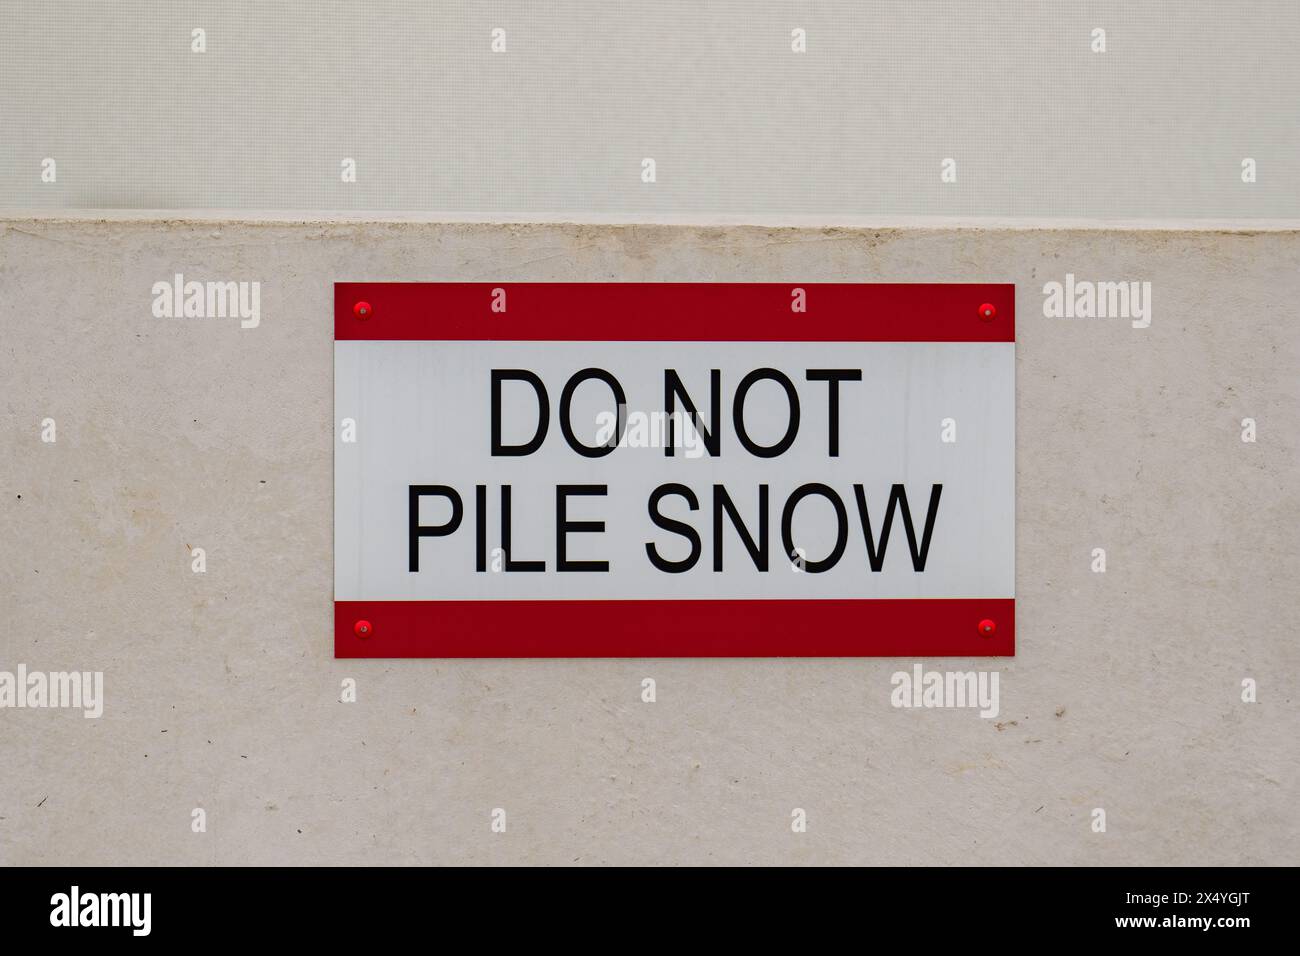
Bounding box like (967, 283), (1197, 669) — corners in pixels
(0, 219), (1296, 865)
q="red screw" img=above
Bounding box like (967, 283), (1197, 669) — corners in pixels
(353, 301), (372, 320)
(978, 618), (996, 637)
(978, 302), (997, 322)
(354, 619), (373, 639)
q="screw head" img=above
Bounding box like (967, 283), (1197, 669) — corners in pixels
(978, 302), (997, 321)
(354, 619), (373, 639)
(978, 618), (996, 637)
(353, 301), (372, 320)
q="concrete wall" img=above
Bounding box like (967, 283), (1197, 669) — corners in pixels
(1, 218), (1296, 865)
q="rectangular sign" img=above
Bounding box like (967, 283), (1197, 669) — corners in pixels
(334, 283), (1015, 657)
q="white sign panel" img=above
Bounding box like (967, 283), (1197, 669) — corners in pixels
(333, 282), (1014, 657)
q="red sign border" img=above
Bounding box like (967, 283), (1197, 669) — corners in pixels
(335, 282), (1014, 342)
(336, 599), (1014, 658)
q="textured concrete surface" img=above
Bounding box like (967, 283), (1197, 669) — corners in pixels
(0, 219), (1296, 865)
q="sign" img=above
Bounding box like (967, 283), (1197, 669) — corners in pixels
(334, 283), (1014, 657)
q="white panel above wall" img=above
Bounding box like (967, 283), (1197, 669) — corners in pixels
(0, 1), (1296, 219)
